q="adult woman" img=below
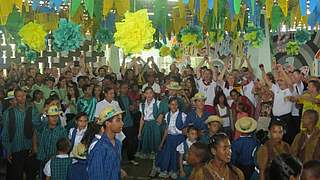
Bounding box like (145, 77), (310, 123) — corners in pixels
(58, 76), (68, 103)
(267, 153), (302, 180)
(65, 83), (80, 124)
(93, 85), (103, 102)
(204, 133), (245, 180)
(230, 89), (254, 120)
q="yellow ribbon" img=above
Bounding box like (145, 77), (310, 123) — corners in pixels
(199, 0), (208, 23)
(266, 0), (273, 18)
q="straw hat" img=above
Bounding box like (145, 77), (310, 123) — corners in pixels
(4, 91), (14, 100)
(205, 115), (222, 124)
(46, 105), (63, 116)
(235, 117), (257, 133)
(191, 92), (207, 101)
(71, 143), (87, 160)
(97, 107), (124, 125)
(166, 81), (182, 90)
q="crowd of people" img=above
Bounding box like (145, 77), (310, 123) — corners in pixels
(0, 54), (320, 180)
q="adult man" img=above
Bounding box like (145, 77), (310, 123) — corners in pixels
(2, 89), (39, 180)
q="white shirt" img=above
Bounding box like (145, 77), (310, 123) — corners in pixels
(291, 82), (304, 116)
(68, 127), (87, 155)
(217, 104), (230, 127)
(176, 139), (195, 165)
(271, 84), (293, 116)
(142, 83), (161, 94)
(88, 134), (101, 154)
(243, 81), (256, 107)
(218, 81), (242, 107)
(139, 99), (160, 121)
(197, 79), (216, 106)
(43, 154), (69, 177)
(94, 99), (122, 118)
(165, 111), (186, 135)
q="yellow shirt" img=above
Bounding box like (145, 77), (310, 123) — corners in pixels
(298, 93), (320, 129)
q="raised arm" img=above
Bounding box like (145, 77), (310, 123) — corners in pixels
(196, 57), (207, 79)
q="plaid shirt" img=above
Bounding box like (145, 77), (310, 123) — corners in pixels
(33, 117), (67, 161)
(1, 106), (40, 153)
(87, 134), (122, 180)
(51, 156), (72, 180)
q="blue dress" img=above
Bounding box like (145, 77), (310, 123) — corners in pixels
(184, 110), (211, 131)
(67, 159), (88, 180)
(87, 134), (122, 180)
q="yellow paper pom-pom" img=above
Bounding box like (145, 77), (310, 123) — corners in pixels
(159, 46), (170, 57)
(114, 9), (155, 54)
(18, 22), (47, 52)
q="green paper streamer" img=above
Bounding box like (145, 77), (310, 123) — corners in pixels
(271, 5), (283, 31)
(234, 0), (241, 14)
(85, 0), (94, 18)
(5, 8), (24, 40)
(94, 0), (103, 23)
(153, 0), (169, 35)
(71, 0), (81, 16)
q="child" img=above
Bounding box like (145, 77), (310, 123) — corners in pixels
(76, 85), (97, 122)
(214, 93), (232, 138)
(33, 90), (44, 114)
(302, 160), (320, 180)
(87, 106), (126, 180)
(253, 121), (290, 180)
(43, 137), (72, 180)
(68, 112), (88, 154)
(234, 102), (249, 140)
(154, 97), (186, 179)
(68, 143), (89, 180)
(188, 142), (211, 180)
(199, 115), (222, 144)
(231, 117), (259, 180)
(33, 105), (68, 179)
(137, 87), (161, 159)
(176, 125), (199, 180)
(291, 109), (320, 163)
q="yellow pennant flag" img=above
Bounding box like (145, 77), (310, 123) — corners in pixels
(178, 0), (186, 18)
(266, 0), (273, 18)
(214, 0), (218, 17)
(0, 0), (14, 25)
(239, 5), (246, 30)
(115, 0), (130, 16)
(35, 13), (59, 32)
(199, 0), (208, 23)
(15, 0), (23, 11)
(189, 0), (195, 15)
(301, 15), (308, 27)
(225, 17), (231, 32)
(231, 15), (239, 32)
(103, 0), (114, 16)
(278, 0), (288, 16)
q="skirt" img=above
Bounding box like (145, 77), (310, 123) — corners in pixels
(156, 134), (185, 172)
(141, 120), (161, 154)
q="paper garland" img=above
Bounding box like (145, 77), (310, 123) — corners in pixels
(295, 29), (311, 44)
(53, 19), (84, 52)
(170, 45), (183, 59)
(159, 46), (170, 57)
(244, 28), (264, 48)
(95, 28), (114, 45)
(18, 22), (47, 52)
(178, 25), (203, 47)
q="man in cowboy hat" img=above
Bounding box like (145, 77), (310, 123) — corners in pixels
(87, 107), (127, 180)
(33, 104), (68, 179)
(231, 117), (259, 180)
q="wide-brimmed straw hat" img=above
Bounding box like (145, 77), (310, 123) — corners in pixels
(191, 92), (207, 101)
(97, 107), (124, 125)
(166, 81), (182, 90)
(205, 115), (222, 124)
(235, 117), (257, 133)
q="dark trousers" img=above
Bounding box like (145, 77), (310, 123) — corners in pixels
(6, 150), (38, 180)
(270, 113), (294, 144)
(123, 126), (137, 161)
(237, 165), (255, 180)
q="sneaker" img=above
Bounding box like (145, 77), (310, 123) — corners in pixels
(129, 160), (139, 166)
(158, 171), (169, 178)
(134, 152), (142, 158)
(170, 172), (178, 179)
(149, 167), (159, 177)
(149, 154), (156, 160)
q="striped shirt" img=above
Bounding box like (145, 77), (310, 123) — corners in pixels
(1, 106), (39, 153)
(33, 117), (67, 161)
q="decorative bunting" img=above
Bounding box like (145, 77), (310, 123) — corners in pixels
(71, 0), (82, 16)
(103, 0), (113, 16)
(278, 0), (288, 16)
(266, 0), (273, 18)
(18, 22), (47, 52)
(199, 0), (208, 23)
(271, 5), (283, 31)
(234, 0), (241, 14)
(299, 0), (307, 16)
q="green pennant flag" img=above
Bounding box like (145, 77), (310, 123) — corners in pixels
(234, 0), (241, 14)
(71, 0), (82, 16)
(5, 8), (24, 40)
(153, 0), (169, 34)
(94, 0), (103, 23)
(85, 0), (94, 18)
(271, 5), (283, 31)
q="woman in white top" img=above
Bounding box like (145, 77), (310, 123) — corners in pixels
(214, 93), (232, 139)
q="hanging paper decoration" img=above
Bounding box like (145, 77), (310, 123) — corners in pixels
(295, 29), (311, 44)
(154, 42), (162, 49)
(102, 0), (130, 16)
(114, 9), (155, 54)
(266, 0), (274, 18)
(0, 0), (22, 25)
(208, 30), (224, 46)
(278, 0), (288, 16)
(159, 46), (170, 57)
(25, 50), (38, 61)
(153, 0), (169, 43)
(95, 28), (114, 45)
(5, 8), (24, 40)
(84, 0), (94, 17)
(286, 41), (300, 55)
(178, 25), (203, 47)
(244, 28), (264, 48)
(18, 22), (47, 52)
(170, 45), (183, 59)
(234, 0), (241, 14)
(53, 19), (84, 52)
(271, 5), (284, 31)
(299, 0), (307, 16)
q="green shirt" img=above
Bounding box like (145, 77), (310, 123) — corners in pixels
(119, 96), (134, 128)
(34, 99), (45, 114)
(1, 106), (40, 153)
(41, 86), (60, 99)
(65, 98), (77, 114)
(33, 117), (67, 161)
(31, 84), (44, 97)
(58, 88), (68, 102)
(159, 96), (185, 115)
(77, 97), (97, 122)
